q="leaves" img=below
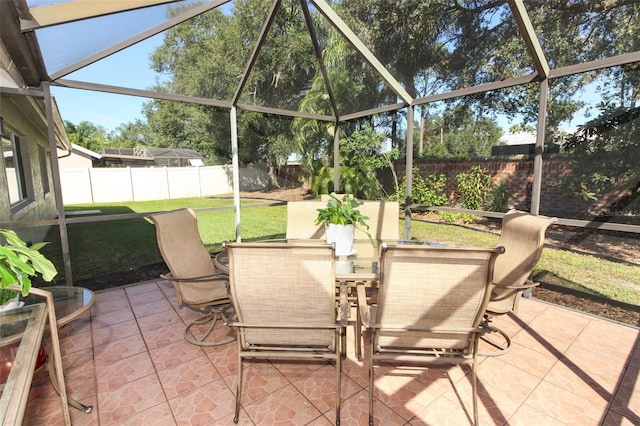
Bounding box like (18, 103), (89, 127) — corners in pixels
(314, 193), (369, 227)
(0, 229), (58, 299)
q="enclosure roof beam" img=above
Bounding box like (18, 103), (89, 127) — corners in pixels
(54, 79), (233, 109)
(549, 51), (640, 79)
(310, 0), (413, 105)
(509, 0), (550, 79)
(236, 103), (334, 121)
(20, 0), (183, 31)
(300, 0), (340, 121)
(54, 78), (336, 122)
(48, 1), (229, 80)
(232, 0), (281, 106)
(340, 103), (407, 122)
(413, 73), (539, 105)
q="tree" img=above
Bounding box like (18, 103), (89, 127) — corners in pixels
(109, 119), (151, 148)
(64, 121), (110, 152)
(311, 125), (398, 199)
(561, 103), (639, 206)
(418, 104), (502, 159)
(147, 0), (316, 178)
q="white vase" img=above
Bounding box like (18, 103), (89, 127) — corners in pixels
(0, 295), (21, 312)
(325, 224), (355, 256)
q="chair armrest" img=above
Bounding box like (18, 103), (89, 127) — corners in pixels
(160, 272), (228, 283)
(492, 278), (540, 290)
(356, 282), (370, 328)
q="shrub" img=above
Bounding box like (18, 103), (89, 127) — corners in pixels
(392, 168), (448, 207)
(456, 166), (492, 210)
(489, 179), (510, 212)
(439, 212), (476, 224)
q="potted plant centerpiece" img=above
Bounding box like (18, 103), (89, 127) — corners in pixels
(0, 229), (58, 312)
(315, 192), (374, 256)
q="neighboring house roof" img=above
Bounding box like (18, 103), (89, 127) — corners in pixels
(101, 147), (203, 159)
(71, 143), (102, 159)
(99, 147), (204, 166)
(499, 133), (536, 146)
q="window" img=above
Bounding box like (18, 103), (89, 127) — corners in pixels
(2, 129), (33, 209)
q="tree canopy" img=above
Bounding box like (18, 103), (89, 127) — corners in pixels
(64, 0), (638, 198)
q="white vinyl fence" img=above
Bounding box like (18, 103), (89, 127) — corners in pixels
(59, 164), (270, 205)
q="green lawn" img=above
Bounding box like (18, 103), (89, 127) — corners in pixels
(407, 220), (640, 306)
(46, 198), (639, 308)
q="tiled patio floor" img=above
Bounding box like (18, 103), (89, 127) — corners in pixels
(20, 279), (640, 425)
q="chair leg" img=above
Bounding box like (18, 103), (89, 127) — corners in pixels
(472, 362), (478, 426)
(355, 306), (362, 360)
(184, 306), (236, 347)
(234, 348), (243, 423)
(336, 332), (342, 426)
(478, 321), (512, 356)
(368, 351), (374, 426)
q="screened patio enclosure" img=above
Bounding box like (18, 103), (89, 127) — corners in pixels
(0, 0), (638, 284)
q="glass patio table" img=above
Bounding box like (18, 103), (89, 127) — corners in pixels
(214, 239), (442, 358)
(19, 286), (96, 413)
(21, 286), (95, 328)
(215, 238), (383, 280)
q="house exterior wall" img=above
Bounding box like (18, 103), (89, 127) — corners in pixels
(0, 93), (58, 242)
(0, 94), (57, 243)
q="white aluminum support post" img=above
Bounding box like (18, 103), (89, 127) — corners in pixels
(230, 106), (241, 242)
(404, 105), (414, 240)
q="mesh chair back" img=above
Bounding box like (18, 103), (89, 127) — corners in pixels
(285, 201), (326, 239)
(374, 245), (502, 351)
(225, 243), (336, 348)
(357, 201), (400, 240)
(150, 208), (227, 305)
(489, 210), (555, 313)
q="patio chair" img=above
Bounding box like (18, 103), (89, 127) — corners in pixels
(357, 244), (504, 426)
(224, 242), (345, 425)
(357, 200), (400, 241)
(482, 209), (556, 353)
(149, 208), (235, 347)
(285, 200), (326, 239)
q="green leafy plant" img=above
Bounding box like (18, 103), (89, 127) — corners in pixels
(456, 166), (493, 210)
(315, 193), (369, 227)
(0, 229), (58, 305)
(439, 212), (476, 224)
(489, 179), (510, 212)
(314, 192), (375, 246)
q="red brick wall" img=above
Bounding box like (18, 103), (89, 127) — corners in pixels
(394, 156), (595, 217)
(283, 155), (636, 221)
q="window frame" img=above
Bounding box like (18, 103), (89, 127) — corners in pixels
(2, 126), (34, 213)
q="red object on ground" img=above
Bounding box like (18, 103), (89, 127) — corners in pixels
(0, 342), (47, 385)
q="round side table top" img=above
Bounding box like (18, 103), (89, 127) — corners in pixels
(22, 286), (95, 328)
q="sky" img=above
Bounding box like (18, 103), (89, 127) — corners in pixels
(51, 36), (163, 132)
(42, 0), (595, 138)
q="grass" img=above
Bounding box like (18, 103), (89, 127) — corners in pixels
(44, 198), (639, 308)
(407, 219), (640, 306)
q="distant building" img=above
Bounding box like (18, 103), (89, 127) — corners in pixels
(99, 147), (205, 167)
(500, 133), (536, 146)
(493, 133), (560, 156)
(57, 143), (102, 168)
